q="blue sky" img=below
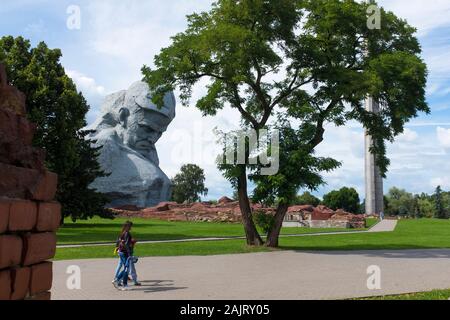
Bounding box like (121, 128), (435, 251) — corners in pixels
(1, 0), (450, 200)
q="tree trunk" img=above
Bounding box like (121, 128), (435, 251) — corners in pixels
(237, 166), (264, 246)
(265, 202), (289, 248)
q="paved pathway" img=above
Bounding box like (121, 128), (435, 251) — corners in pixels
(57, 220), (396, 249)
(52, 249), (450, 300)
(368, 219), (398, 232)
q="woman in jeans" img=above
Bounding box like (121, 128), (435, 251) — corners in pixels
(128, 239), (141, 286)
(112, 221), (133, 290)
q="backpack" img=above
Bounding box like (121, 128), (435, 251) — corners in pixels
(114, 236), (123, 255)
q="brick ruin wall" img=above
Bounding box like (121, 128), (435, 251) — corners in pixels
(0, 64), (60, 300)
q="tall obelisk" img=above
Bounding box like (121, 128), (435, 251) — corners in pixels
(365, 97), (384, 215)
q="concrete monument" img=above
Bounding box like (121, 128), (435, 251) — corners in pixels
(364, 97), (384, 215)
(87, 81), (176, 208)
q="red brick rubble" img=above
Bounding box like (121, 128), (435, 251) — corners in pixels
(112, 200), (366, 228)
(0, 63), (60, 300)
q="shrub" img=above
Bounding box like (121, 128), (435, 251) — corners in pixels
(253, 211), (275, 235)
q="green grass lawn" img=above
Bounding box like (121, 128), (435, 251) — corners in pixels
(54, 218), (450, 261)
(55, 239), (274, 260)
(279, 218), (450, 251)
(356, 289), (450, 300)
(57, 216), (372, 245)
(57, 217), (245, 244)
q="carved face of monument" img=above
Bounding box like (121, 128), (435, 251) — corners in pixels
(88, 81), (175, 208)
(117, 82), (176, 159)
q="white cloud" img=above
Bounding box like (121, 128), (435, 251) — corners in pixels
(24, 19), (46, 35)
(83, 0), (213, 90)
(66, 69), (107, 123)
(309, 121), (450, 197)
(314, 125), (365, 195)
(423, 45), (450, 79)
(427, 82), (441, 96)
(377, 0), (450, 99)
(66, 69), (106, 96)
(156, 101), (243, 200)
(407, 122), (450, 127)
(430, 177), (450, 189)
(396, 128), (419, 143)
(378, 0), (450, 36)
(437, 127), (450, 149)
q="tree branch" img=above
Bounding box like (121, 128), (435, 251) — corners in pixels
(271, 73), (313, 109)
(189, 51), (226, 81)
(231, 85), (260, 130)
(307, 99), (339, 151)
(247, 73), (270, 112)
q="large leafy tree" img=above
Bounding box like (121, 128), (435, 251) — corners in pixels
(323, 187), (361, 213)
(143, 0), (428, 247)
(0, 36), (109, 222)
(416, 193), (435, 218)
(248, 123), (340, 245)
(384, 187), (415, 217)
(295, 191), (321, 207)
(171, 164), (208, 203)
(434, 186), (446, 219)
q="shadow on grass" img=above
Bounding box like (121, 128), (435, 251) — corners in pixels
(282, 245), (450, 259)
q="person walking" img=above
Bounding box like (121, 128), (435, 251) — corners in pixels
(128, 238), (141, 286)
(113, 221), (133, 291)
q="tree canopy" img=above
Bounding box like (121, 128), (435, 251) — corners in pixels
(0, 36), (109, 222)
(171, 164), (209, 203)
(143, 0), (428, 247)
(384, 187), (415, 217)
(323, 187), (361, 213)
(295, 191), (321, 207)
(383, 187), (449, 219)
(434, 186), (448, 219)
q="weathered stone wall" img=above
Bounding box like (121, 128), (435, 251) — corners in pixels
(0, 64), (60, 300)
(285, 206), (366, 229)
(308, 220), (350, 229)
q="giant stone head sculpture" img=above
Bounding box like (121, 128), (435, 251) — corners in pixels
(87, 81), (176, 208)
